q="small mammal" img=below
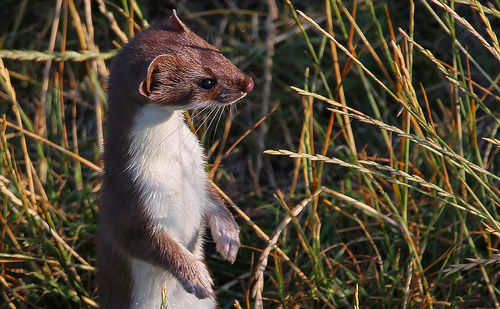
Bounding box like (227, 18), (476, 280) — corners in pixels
(98, 10), (253, 309)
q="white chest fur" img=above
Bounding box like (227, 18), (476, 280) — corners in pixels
(126, 104), (214, 309)
(127, 105), (208, 245)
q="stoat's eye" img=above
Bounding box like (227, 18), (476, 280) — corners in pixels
(199, 78), (217, 90)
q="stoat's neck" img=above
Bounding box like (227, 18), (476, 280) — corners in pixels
(127, 105), (187, 162)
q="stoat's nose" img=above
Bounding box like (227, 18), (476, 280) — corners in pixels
(242, 78), (254, 93)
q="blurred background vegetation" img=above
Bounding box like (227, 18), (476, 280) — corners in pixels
(0, 0), (499, 308)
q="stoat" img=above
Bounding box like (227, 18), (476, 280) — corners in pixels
(97, 10), (253, 309)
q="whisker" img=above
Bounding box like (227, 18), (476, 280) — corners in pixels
(165, 109), (214, 172)
(194, 105), (219, 137)
(212, 105), (226, 145)
(168, 105), (222, 172)
(146, 104), (216, 158)
(193, 104), (212, 118)
(202, 106), (222, 142)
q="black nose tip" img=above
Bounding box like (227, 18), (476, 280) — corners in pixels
(243, 78), (254, 93)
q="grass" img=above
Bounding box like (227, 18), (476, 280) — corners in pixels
(1, 0), (499, 308)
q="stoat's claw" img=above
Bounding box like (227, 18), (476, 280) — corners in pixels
(211, 217), (240, 263)
(177, 258), (214, 299)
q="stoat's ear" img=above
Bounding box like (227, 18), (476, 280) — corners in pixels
(166, 9), (186, 32)
(139, 54), (174, 98)
(138, 54), (192, 105)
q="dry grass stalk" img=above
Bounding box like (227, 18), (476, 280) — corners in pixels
(251, 190), (320, 308)
(443, 254), (500, 276)
(430, 0), (500, 61)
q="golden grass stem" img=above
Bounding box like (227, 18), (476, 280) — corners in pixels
(325, 0), (357, 156)
(0, 119), (102, 173)
(38, 0), (63, 137)
(95, 0), (129, 43)
(296, 10), (400, 104)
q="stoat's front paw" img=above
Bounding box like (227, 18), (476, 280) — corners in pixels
(211, 217), (240, 264)
(178, 258), (214, 299)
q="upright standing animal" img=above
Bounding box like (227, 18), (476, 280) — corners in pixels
(98, 10), (253, 309)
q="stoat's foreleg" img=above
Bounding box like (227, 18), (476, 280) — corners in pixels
(206, 184), (240, 263)
(114, 219), (214, 298)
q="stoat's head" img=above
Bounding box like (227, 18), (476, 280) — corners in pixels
(115, 10), (253, 110)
